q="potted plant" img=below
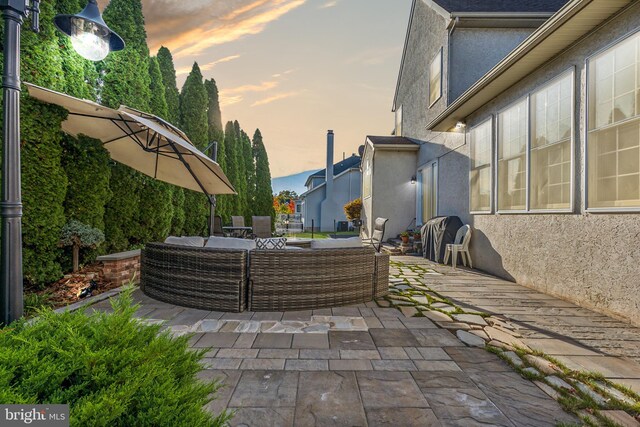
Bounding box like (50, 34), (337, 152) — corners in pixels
(400, 231), (410, 244)
(413, 230), (421, 241)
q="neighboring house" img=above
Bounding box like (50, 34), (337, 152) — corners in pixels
(365, 0), (640, 324)
(301, 131), (362, 232)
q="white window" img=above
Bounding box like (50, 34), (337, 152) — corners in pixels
(395, 105), (403, 136)
(429, 49), (442, 107)
(469, 118), (492, 213)
(498, 99), (528, 211)
(530, 72), (573, 211)
(588, 32), (640, 209)
(363, 156), (372, 198)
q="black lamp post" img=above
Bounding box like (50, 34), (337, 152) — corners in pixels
(0, 0), (124, 325)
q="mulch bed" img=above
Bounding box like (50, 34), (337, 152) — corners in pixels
(25, 264), (120, 311)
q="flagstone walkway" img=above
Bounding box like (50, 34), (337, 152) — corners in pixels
(91, 287), (578, 426)
(392, 256), (640, 396)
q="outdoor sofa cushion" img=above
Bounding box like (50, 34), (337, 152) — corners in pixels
(164, 236), (205, 247)
(206, 236), (256, 251)
(310, 236), (362, 249)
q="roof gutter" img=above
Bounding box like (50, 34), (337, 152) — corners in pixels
(428, 0), (595, 131)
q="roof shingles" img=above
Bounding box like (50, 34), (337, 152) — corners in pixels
(432, 0), (569, 13)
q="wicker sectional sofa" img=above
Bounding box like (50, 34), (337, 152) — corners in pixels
(140, 242), (389, 312)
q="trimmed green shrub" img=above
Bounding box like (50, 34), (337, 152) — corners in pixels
(0, 289), (232, 426)
(59, 220), (105, 272)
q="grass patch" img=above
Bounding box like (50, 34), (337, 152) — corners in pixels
(288, 232), (358, 239)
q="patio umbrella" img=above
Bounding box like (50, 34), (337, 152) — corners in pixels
(24, 83), (236, 197)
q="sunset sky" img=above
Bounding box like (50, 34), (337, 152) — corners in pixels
(137, 0), (412, 177)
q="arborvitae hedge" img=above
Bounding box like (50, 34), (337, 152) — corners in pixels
(19, 0), (68, 285)
(137, 57), (174, 243)
(205, 79), (229, 222)
(223, 121), (241, 217)
(101, 0), (149, 251)
(253, 129), (275, 221)
(241, 130), (256, 222)
(156, 47), (185, 233)
(180, 64), (210, 236)
(2, 0), (276, 286)
(157, 47), (181, 125)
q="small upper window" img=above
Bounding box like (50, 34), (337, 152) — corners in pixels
(429, 49), (442, 107)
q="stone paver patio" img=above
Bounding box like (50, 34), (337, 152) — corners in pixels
(85, 254), (640, 426)
(91, 289), (578, 426)
(391, 256), (640, 396)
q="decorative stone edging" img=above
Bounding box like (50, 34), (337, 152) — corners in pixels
(383, 261), (640, 427)
(53, 285), (132, 314)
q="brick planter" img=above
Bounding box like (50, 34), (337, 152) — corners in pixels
(97, 250), (141, 287)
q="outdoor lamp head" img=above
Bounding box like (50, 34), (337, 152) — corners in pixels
(54, 0), (125, 61)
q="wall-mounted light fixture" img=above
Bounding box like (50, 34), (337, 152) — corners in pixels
(455, 121), (466, 130)
(411, 176), (417, 185)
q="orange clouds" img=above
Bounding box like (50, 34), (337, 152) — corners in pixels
(142, 0), (307, 56)
(251, 91), (300, 107)
(175, 55), (241, 76)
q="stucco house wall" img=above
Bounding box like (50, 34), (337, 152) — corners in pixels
(434, 3), (640, 324)
(371, 150), (418, 240)
(395, 0), (448, 142)
(448, 28), (534, 102)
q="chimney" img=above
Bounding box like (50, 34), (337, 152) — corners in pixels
(326, 130), (334, 201)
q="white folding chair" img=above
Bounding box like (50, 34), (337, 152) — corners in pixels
(443, 225), (472, 269)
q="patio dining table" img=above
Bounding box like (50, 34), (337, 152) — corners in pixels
(223, 226), (253, 238)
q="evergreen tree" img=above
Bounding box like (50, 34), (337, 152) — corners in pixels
(253, 129), (275, 222)
(148, 57), (168, 119)
(205, 79), (229, 222)
(179, 63), (210, 236)
(101, 0), (152, 251)
(241, 130), (256, 221)
(171, 188), (186, 235)
(204, 78), (223, 131)
(136, 57), (174, 243)
(231, 121), (247, 219)
(223, 121), (241, 216)
(101, 0), (151, 110)
(18, 0), (69, 284)
(156, 46), (185, 234)
(157, 47), (180, 125)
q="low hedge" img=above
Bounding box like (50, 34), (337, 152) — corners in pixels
(0, 289), (231, 426)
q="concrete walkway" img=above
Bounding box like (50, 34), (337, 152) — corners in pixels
(90, 287), (577, 426)
(392, 256), (640, 396)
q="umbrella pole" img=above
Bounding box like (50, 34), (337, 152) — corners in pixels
(208, 195), (216, 237)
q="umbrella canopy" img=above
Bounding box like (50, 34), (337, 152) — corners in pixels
(25, 83), (236, 196)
